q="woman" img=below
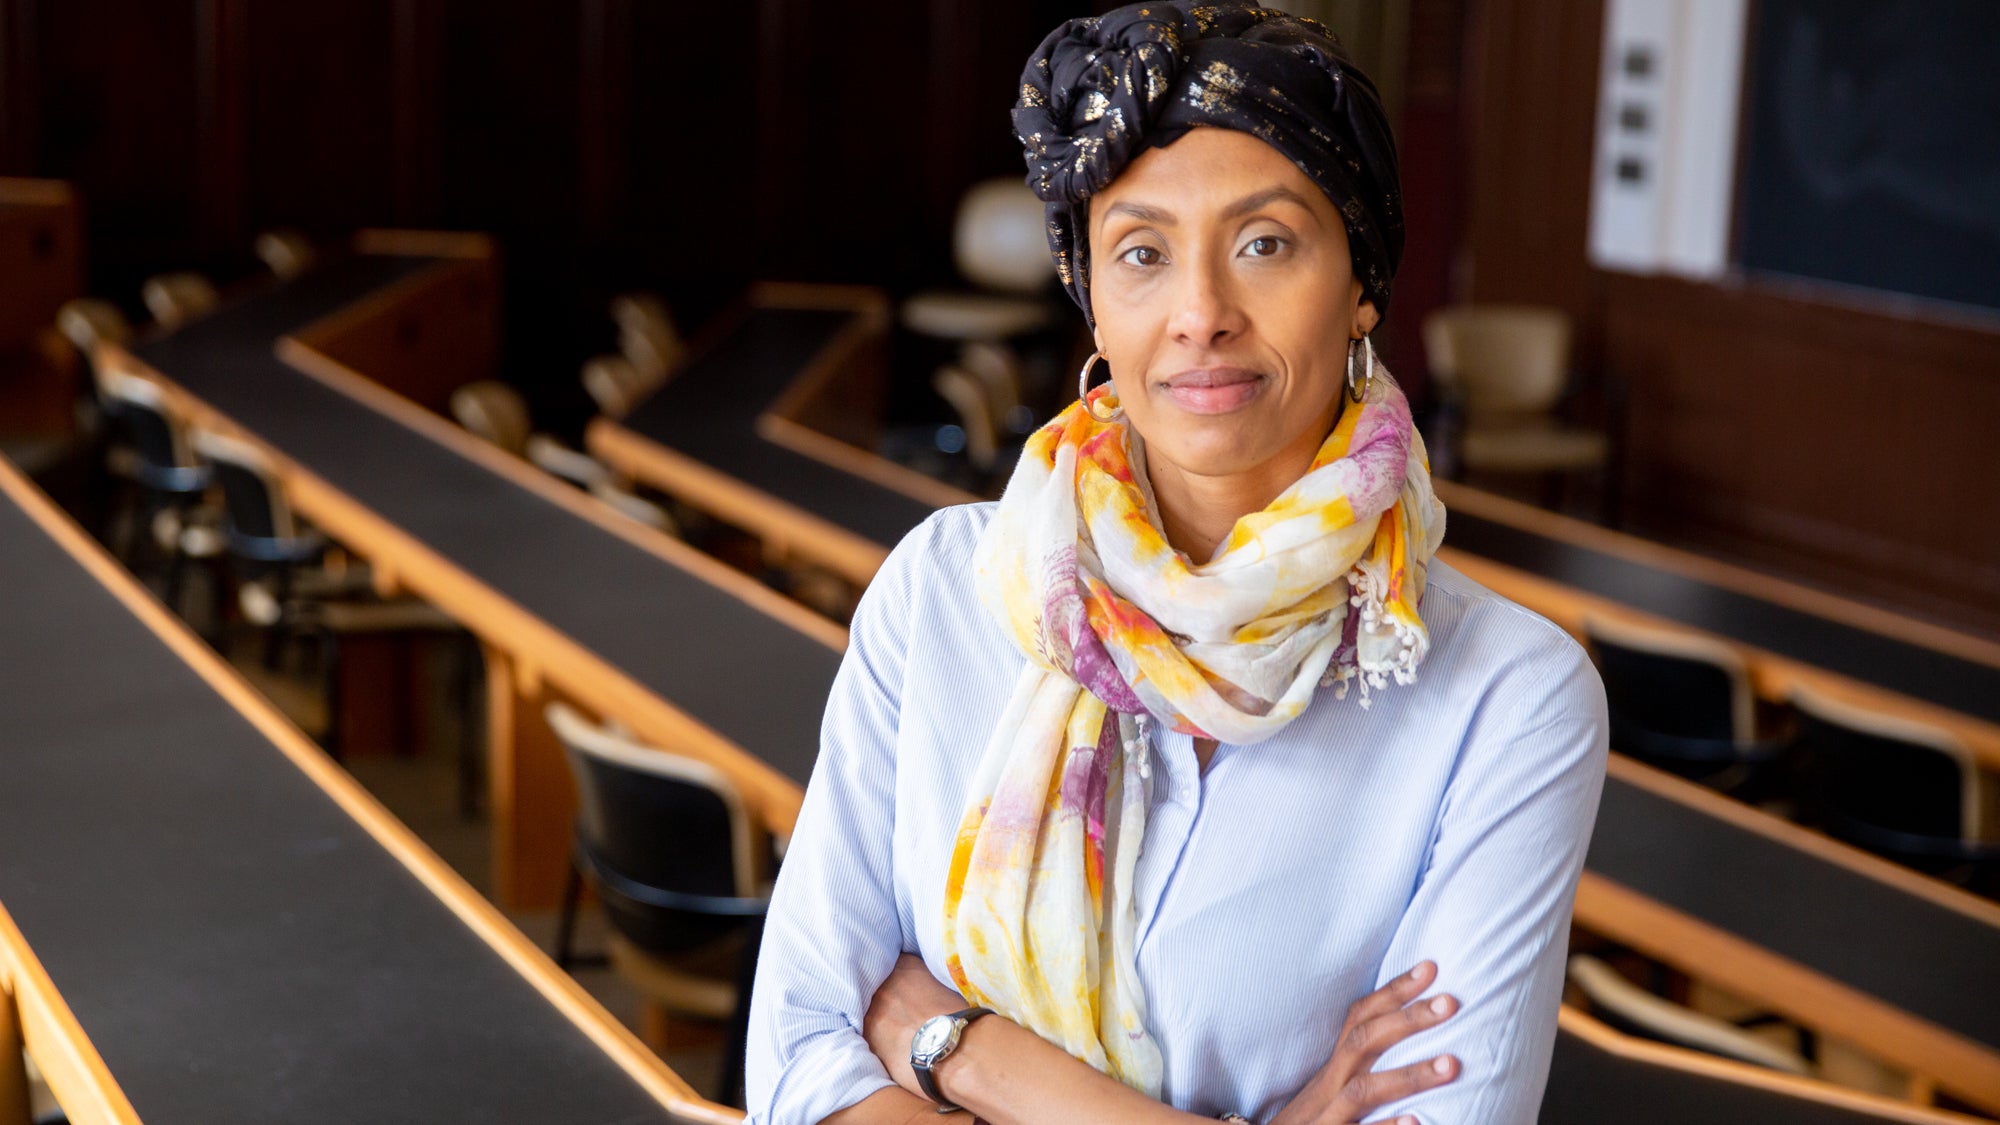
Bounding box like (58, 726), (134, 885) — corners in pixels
(745, 5), (1607, 1123)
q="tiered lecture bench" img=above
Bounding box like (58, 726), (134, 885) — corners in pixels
(587, 298), (2000, 1116)
(6, 390), (1976, 1125)
(97, 233), (846, 913)
(0, 455), (731, 1125)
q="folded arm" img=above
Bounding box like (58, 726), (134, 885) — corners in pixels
(1353, 637), (1610, 1124)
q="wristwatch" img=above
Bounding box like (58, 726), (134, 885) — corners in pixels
(909, 1006), (993, 1113)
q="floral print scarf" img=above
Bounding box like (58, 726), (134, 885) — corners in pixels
(943, 370), (1446, 1094)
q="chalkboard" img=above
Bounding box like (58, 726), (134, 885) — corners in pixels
(1736, 0), (2000, 313)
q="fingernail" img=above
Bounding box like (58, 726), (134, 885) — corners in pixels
(1399, 1117), (1418, 1125)
(1434, 1055), (1454, 1075)
(1409, 960), (1432, 980)
(1430, 995), (1451, 1015)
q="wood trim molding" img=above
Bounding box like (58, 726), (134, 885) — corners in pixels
(589, 417), (894, 586)
(1556, 1006), (1991, 1124)
(1572, 870), (2000, 1112)
(351, 228), (496, 260)
(0, 455), (741, 1125)
(0, 903), (141, 1125)
(752, 413), (979, 509)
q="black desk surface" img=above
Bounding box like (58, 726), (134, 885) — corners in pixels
(615, 304), (939, 549)
(0, 475), (696, 1124)
(1443, 511), (2000, 726)
(133, 256), (842, 789)
(1590, 774), (2000, 1054)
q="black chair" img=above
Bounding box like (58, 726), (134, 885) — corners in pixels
(1793, 687), (2000, 895)
(1584, 616), (1790, 799)
(1565, 955), (1814, 1076)
(97, 371), (221, 619)
(546, 701), (772, 1106)
(192, 428), (478, 800)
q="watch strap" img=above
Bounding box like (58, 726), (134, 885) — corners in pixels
(912, 1007), (993, 1112)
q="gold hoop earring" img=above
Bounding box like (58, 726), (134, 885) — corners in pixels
(1345, 336), (1376, 404)
(1078, 350), (1122, 422)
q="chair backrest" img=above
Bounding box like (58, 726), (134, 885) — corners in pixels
(956, 340), (1023, 420)
(581, 354), (663, 418)
(253, 229), (316, 279)
(1792, 686), (1980, 845)
(449, 380), (531, 455)
(932, 365), (999, 471)
(610, 293), (684, 380)
(1566, 955), (1813, 1076)
(141, 271), (221, 330)
(56, 298), (134, 355)
(954, 178), (1054, 294)
(99, 371), (200, 472)
(545, 702), (758, 952)
(1584, 616), (1754, 745)
(191, 428), (298, 543)
(1423, 305), (1571, 417)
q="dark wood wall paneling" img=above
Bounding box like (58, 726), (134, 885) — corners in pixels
(1380, 0), (1470, 408)
(1463, 0), (2000, 635)
(0, 0), (1077, 428)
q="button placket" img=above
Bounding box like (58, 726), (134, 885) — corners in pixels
(1134, 723), (1202, 955)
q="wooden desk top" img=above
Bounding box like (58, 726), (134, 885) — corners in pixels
(0, 455), (732, 1125)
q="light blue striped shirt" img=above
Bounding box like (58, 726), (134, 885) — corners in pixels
(746, 502), (1608, 1124)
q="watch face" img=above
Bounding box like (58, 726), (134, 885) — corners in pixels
(912, 1016), (957, 1060)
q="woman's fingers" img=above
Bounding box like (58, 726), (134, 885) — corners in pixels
(1340, 960), (1437, 1032)
(1331, 1054), (1461, 1121)
(1342, 990), (1457, 1066)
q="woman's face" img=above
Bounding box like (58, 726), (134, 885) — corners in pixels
(1088, 126), (1379, 492)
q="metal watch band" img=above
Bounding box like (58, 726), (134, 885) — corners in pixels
(911, 1006), (993, 1113)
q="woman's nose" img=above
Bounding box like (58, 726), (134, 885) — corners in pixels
(1165, 255), (1246, 348)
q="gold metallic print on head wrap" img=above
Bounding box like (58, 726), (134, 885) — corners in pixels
(1185, 60), (1246, 113)
(1013, 0), (1405, 326)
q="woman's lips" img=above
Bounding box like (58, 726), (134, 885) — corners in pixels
(1159, 367), (1265, 415)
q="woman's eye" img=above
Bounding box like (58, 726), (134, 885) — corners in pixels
(1119, 245), (1162, 267)
(1244, 235), (1285, 258)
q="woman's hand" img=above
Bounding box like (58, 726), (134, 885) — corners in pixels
(862, 952), (970, 1096)
(1268, 960), (1460, 1125)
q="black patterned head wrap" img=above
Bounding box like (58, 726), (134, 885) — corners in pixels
(1015, 2), (1403, 328)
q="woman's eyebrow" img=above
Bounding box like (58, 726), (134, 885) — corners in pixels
(1223, 185), (1318, 222)
(1101, 199), (1177, 226)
